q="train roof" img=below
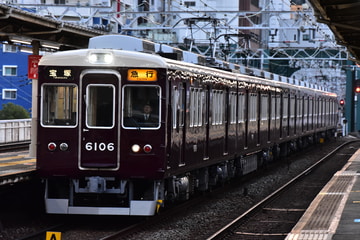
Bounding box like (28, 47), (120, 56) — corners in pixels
(88, 35), (333, 94)
(38, 48), (168, 68)
(38, 47), (336, 97)
(164, 57), (336, 96)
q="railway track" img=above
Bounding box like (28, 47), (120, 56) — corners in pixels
(0, 141), (30, 152)
(207, 140), (359, 240)
(2, 139), (356, 240)
(16, 216), (141, 240)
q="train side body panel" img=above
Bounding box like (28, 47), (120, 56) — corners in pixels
(36, 46), (338, 216)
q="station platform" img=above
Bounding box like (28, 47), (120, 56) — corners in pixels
(286, 147), (360, 240)
(0, 150), (36, 186)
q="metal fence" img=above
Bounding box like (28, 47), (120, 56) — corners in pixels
(0, 119), (32, 144)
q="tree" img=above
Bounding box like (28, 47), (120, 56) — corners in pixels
(0, 103), (30, 120)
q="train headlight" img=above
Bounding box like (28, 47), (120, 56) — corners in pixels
(131, 144), (141, 153)
(88, 52), (113, 64)
(59, 143), (69, 151)
(143, 144), (152, 153)
(48, 142), (57, 151)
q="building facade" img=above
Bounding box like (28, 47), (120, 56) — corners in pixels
(0, 44), (32, 115)
(0, 0), (348, 113)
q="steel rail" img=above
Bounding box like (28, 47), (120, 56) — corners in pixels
(206, 140), (357, 240)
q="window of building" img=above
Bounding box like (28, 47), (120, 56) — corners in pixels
(3, 44), (17, 53)
(54, 0), (66, 4)
(2, 89), (17, 100)
(3, 65), (17, 76)
(302, 34), (310, 41)
(184, 1), (196, 7)
(251, 0), (259, 7)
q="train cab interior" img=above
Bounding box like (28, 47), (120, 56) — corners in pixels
(122, 85), (160, 129)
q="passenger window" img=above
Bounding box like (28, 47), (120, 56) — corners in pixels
(212, 90), (224, 125)
(190, 87), (203, 127)
(229, 92), (237, 124)
(249, 93), (257, 122)
(238, 93), (245, 123)
(261, 93), (268, 121)
(172, 86), (178, 129)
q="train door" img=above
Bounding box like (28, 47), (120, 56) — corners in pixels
(79, 71), (120, 169)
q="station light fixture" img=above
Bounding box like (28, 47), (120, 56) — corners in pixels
(42, 42), (60, 50)
(10, 37), (32, 45)
(20, 46), (33, 53)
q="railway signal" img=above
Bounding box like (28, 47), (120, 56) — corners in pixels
(355, 79), (360, 93)
(340, 99), (345, 106)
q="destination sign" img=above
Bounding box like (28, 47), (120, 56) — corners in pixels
(46, 67), (73, 80)
(127, 69), (157, 81)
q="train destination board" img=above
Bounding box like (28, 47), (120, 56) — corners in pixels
(127, 69), (157, 81)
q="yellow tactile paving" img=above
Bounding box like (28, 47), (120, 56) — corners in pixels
(0, 151), (36, 177)
(0, 158), (35, 167)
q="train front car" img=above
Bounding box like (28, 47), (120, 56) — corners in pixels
(36, 49), (168, 215)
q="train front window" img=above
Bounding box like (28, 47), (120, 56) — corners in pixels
(41, 84), (78, 127)
(86, 84), (115, 128)
(122, 85), (160, 129)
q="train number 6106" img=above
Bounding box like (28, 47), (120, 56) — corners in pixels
(85, 142), (115, 151)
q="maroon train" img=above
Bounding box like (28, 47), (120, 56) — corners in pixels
(35, 35), (338, 215)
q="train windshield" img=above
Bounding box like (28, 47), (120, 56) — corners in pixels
(41, 84), (78, 127)
(86, 84), (115, 128)
(122, 85), (160, 129)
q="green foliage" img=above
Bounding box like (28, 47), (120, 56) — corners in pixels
(0, 103), (30, 120)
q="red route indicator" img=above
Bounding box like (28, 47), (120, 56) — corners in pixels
(28, 55), (42, 79)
